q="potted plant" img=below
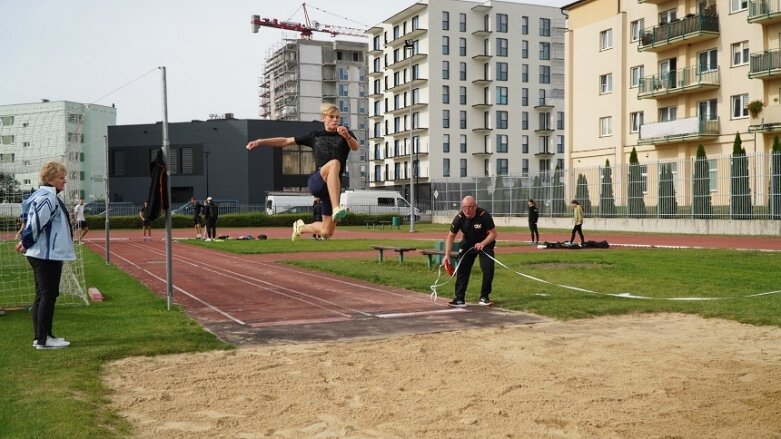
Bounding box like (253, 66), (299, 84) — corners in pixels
(748, 100), (764, 118)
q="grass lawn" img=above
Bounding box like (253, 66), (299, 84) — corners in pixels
(0, 248), (230, 439)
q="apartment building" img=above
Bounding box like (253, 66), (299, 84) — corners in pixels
(259, 39), (370, 189)
(562, 0), (772, 169)
(367, 0), (566, 206)
(0, 100), (116, 203)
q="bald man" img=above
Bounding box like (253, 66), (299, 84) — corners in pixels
(443, 195), (498, 307)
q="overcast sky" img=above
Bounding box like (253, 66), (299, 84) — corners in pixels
(3, 0), (567, 125)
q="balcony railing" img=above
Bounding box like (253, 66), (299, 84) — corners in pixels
(748, 0), (781, 24)
(638, 13), (719, 52)
(749, 49), (781, 79)
(638, 66), (720, 99)
(639, 117), (720, 145)
(749, 104), (781, 132)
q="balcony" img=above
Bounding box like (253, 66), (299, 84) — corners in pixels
(472, 101), (493, 109)
(472, 126), (493, 133)
(637, 66), (720, 99)
(748, 0), (781, 24)
(748, 104), (781, 133)
(534, 125), (555, 134)
(472, 27), (492, 37)
(638, 117), (720, 145)
(749, 49), (781, 79)
(472, 145), (493, 156)
(385, 28), (429, 48)
(389, 126), (429, 137)
(471, 76), (492, 85)
(386, 102), (429, 115)
(533, 99), (555, 111)
(534, 148), (555, 157)
(638, 13), (719, 52)
(385, 52), (428, 71)
(386, 76), (429, 94)
(471, 52), (492, 61)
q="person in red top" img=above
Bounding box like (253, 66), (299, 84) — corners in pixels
(444, 195), (498, 307)
(246, 103), (359, 241)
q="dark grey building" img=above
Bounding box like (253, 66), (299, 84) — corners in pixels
(107, 118), (326, 205)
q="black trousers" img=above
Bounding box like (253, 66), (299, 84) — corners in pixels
(27, 257), (63, 343)
(206, 219), (217, 239)
(529, 222), (539, 242)
(454, 247), (495, 301)
(570, 224), (584, 243)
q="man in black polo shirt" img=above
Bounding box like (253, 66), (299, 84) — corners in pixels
(444, 195), (498, 307)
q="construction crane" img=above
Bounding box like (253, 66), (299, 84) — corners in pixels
(251, 3), (367, 39)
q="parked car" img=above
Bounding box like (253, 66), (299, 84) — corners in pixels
(277, 205), (314, 215)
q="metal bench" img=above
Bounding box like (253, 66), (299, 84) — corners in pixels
(370, 245), (417, 264)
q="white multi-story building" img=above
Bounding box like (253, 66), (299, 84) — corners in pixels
(0, 100), (116, 203)
(367, 0), (566, 206)
(259, 39), (370, 190)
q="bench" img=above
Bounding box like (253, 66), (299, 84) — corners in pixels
(378, 221), (391, 229)
(370, 245), (417, 264)
(420, 250), (460, 269)
(365, 221), (377, 229)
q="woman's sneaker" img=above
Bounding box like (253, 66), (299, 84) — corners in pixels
(448, 299), (466, 307)
(291, 219), (305, 241)
(478, 297), (494, 306)
(35, 336), (69, 350)
(332, 206), (347, 222)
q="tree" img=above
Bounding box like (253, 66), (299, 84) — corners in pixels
(658, 163), (678, 218)
(0, 172), (22, 203)
(627, 147), (646, 217)
(551, 164), (567, 216)
(730, 132), (752, 219)
(575, 174), (592, 215)
(771, 136), (781, 219)
(600, 159), (616, 217)
(693, 144), (713, 218)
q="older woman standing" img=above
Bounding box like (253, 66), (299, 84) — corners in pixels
(16, 162), (76, 350)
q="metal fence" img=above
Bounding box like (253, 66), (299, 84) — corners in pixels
(431, 152), (781, 220)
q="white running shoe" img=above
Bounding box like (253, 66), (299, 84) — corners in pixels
(35, 336), (70, 350)
(291, 219), (305, 241)
(332, 206), (347, 222)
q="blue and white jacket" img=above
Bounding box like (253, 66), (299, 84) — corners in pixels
(20, 186), (76, 261)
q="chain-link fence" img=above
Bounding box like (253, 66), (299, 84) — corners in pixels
(431, 152), (781, 220)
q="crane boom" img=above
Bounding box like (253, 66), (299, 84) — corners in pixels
(251, 3), (367, 38)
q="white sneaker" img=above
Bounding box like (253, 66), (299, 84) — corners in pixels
(35, 336), (69, 350)
(205, 238), (212, 242)
(33, 336), (69, 347)
(291, 219), (305, 242)
(195, 235), (201, 240)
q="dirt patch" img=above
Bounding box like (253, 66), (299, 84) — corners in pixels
(104, 313), (781, 438)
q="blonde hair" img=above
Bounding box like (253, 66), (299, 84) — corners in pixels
(320, 103), (339, 117)
(39, 161), (66, 185)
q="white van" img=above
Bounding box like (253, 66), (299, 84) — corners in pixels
(339, 190), (419, 217)
(265, 192), (315, 215)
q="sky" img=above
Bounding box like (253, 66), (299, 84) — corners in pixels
(3, 0), (568, 125)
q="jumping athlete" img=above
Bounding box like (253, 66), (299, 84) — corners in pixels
(246, 103), (359, 241)
(444, 195), (498, 307)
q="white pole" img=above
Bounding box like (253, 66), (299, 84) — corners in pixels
(160, 66), (174, 310)
(405, 40), (416, 232)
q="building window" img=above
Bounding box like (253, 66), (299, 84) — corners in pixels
(522, 64), (529, 82)
(442, 36), (450, 55)
(443, 134), (450, 153)
(599, 29), (612, 51)
(412, 15), (419, 30)
(521, 88), (528, 106)
(659, 9), (677, 24)
(698, 48), (718, 72)
(460, 158), (467, 177)
(557, 111), (565, 130)
(539, 42), (550, 60)
(732, 94), (749, 119)
(731, 0), (748, 12)
(630, 19), (644, 42)
(630, 65), (643, 88)
(522, 16), (528, 34)
(599, 73), (612, 94)
(630, 111), (644, 133)
(442, 85), (450, 104)
(459, 37), (467, 56)
(442, 61), (450, 79)
(496, 134), (508, 153)
(496, 38), (508, 57)
(1, 135), (14, 144)
(698, 99), (718, 121)
(459, 13), (467, 32)
(459, 62), (467, 80)
(709, 159), (718, 192)
(443, 110), (450, 128)
(659, 106), (677, 122)
(496, 13), (508, 32)
(732, 41), (749, 66)
(540, 18), (550, 36)
(497, 158), (509, 175)
(460, 134), (467, 153)
(442, 11), (449, 30)
(459, 86), (467, 105)
(496, 111), (508, 129)
(522, 111), (529, 130)
(522, 158), (529, 176)
(522, 40), (529, 58)
(540, 65), (550, 84)
(459, 111), (467, 129)
(496, 86), (508, 105)
(599, 116), (612, 137)
(522, 135), (529, 153)
(496, 62), (508, 81)
(443, 158), (450, 177)
(557, 135), (565, 153)
(0, 116), (14, 126)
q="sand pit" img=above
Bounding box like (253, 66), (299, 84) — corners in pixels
(104, 313), (781, 438)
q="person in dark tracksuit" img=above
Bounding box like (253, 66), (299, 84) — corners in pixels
(443, 195), (498, 307)
(528, 199), (540, 244)
(203, 197), (219, 241)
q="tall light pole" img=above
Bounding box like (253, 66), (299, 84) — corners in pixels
(204, 150), (211, 196)
(405, 39), (416, 232)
